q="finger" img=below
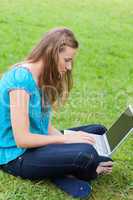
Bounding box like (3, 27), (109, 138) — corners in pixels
(77, 131), (95, 139)
(81, 135), (96, 143)
(102, 167), (112, 172)
(104, 167), (112, 171)
(85, 138), (96, 144)
(81, 139), (96, 145)
(99, 161), (113, 167)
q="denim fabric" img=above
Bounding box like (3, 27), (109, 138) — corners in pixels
(0, 124), (112, 181)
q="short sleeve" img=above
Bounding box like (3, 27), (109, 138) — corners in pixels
(6, 67), (35, 95)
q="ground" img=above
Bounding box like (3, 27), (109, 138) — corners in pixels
(0, 0), (133, 199)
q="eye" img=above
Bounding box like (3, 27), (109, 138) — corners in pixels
(64, 59), (69, 63)
(64, 58), (72, 63)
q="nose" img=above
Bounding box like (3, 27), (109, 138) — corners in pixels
(66, 63), (72, 71)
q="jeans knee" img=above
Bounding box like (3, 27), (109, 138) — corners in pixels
(73, 144), (98, 168)
(81, 144), (98, 159)
(98, 124), (107, 134)
(92, 124), (107, 135)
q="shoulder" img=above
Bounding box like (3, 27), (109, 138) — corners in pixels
(10, 66), (32, 82)
(1, 65), (35, 95)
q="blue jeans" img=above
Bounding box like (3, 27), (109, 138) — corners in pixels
(0, 124), (112, 181)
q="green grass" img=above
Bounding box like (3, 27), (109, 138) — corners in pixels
(0, 0), (133, 199)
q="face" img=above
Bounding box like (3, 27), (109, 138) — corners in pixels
(58, 46), (77, 75)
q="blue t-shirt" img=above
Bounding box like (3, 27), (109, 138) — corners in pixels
(0, 65), (52, 164)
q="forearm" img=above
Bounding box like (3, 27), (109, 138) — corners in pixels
(16, 132), (65, 148)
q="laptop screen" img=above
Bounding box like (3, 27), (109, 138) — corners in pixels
(106, 106), (133, 151)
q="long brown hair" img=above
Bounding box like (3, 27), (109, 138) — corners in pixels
(26, 27), (79, 109)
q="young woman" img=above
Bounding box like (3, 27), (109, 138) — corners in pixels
(0, 28), (113, 183)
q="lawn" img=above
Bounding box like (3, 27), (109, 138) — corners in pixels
(0, 0), (133, 199)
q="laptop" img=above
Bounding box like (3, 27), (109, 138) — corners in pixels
(64, 105), (133, 157)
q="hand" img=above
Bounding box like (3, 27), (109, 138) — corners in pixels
(63, 130), (96, 145)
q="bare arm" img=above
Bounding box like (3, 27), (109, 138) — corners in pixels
(9, 90), (64, 148)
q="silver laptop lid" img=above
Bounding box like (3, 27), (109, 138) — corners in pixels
(106, 105), (133, 152)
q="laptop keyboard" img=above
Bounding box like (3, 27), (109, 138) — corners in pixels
(90, 134), (108, 156)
